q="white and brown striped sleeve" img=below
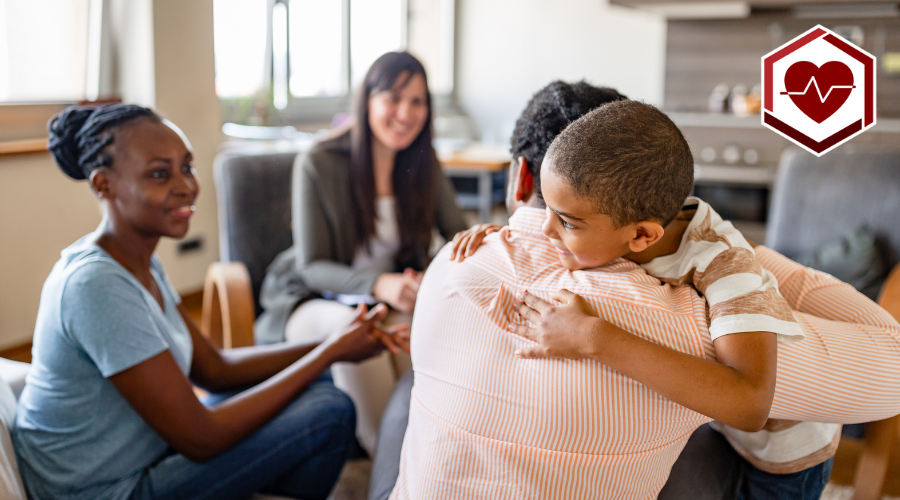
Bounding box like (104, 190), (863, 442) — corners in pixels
(694, 245), (805, 343)
(644, 199), (805, 343)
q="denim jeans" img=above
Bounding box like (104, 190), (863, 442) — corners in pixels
(657, 424), (743, 500)
(129, 376), (355, 500)
(738, 457), (834, 500)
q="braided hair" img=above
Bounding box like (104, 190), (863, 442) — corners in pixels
(47, 104), (159, 180)
(509, 81), (627, 199)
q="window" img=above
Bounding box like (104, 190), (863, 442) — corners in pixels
(0, 0), (97, 103)
(213, 0), (268, 99)
(349, 0), (405, 89)
(288, 0), (344, 98)
(213, 0), (455, 124)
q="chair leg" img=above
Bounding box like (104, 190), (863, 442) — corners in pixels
(852, 414), (900, 500)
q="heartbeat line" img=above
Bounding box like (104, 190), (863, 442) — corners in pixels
(780, 77), (855, 103)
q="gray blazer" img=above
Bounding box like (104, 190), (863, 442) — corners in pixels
(255, 132), (468, 344)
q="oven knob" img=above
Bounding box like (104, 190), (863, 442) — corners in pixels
(723, 145), (741, 165)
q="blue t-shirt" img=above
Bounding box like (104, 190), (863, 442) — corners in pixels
(13, 235), (193, 500)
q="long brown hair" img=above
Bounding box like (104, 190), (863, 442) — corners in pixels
(348, 51), (437, 270)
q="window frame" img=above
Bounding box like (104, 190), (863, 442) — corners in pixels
(218, 0), (456, 126)
(0, 0), (112, 149)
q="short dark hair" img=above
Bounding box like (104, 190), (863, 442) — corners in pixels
(47, 103), (159, 180)
(546, 100), (694, 227)
(510, 81), (627, 199)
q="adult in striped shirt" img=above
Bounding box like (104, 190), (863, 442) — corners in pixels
(507, 100), (836, 499)
(390, 103), (900, 498)
(444, 90), (851, 498)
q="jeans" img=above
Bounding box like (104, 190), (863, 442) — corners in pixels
(129, 376), (356, 500)
(657, 424), (743, 500)
(738, 457), (834, 500)
(369, 371), (414, 500)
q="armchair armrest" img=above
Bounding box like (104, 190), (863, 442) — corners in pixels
(201, 262), (255, 349)
(853, 263), (900, 500)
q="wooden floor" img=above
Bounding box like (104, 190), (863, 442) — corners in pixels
(832, 435), (900, 496)
(4, 289), (900, 497)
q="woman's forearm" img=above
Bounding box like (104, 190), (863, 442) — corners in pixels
(193, 308), (385, 461)
(590, 321), (776, 431)
(128, 305), (385, 463)
(111, 345), (339, 463)
(195, 342), (321, 392)
(193, 344), (338, 460)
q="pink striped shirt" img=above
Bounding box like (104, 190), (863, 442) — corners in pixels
(391, 207), (900, 500)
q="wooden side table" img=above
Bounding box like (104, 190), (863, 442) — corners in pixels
(439, 143), (510, 223)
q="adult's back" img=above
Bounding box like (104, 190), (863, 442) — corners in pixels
(395, 207), (714, 499)
(393, 207), (900, 500)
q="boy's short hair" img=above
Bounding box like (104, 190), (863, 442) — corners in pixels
(546, 100), (694, 227)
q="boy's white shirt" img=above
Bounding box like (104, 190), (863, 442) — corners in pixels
(641, 197), (837, 473)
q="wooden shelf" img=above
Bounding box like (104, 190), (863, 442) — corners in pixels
(670, 112), (900, 133)
(0, 138), (47, 156)
(670, 112), (765, 129)
(694, 163), (777, 186)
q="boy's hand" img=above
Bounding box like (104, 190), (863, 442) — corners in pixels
(449, 224), (502, 261)
(509, 290), (604, 360)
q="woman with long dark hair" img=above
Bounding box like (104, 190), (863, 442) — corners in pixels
(13, 104), (396, 500)
(257, 52), (468, 453)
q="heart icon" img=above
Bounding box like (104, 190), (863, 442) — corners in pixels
(782, 61), (854, 123)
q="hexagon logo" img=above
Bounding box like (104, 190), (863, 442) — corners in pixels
(762, 25), (876, 156)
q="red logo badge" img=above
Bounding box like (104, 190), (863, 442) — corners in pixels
(762, 25), (876, 156)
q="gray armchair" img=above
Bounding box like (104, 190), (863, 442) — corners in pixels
(201, 150), (299, 348)
(767, 148), (900, 270)
(766, 148), (900, 500)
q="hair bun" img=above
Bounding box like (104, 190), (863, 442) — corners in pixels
(47, 106), (96, 180)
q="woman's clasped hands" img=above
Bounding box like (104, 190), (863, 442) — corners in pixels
(324, 303), (411, 361)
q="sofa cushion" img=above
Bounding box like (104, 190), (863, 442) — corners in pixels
(0, 359), (29, 400)
(795, 225), (888, 302)
(0, 375), (26, 499)
(0, 377), (14, 431)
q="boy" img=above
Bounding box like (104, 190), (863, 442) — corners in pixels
(454, 98), (837, 500)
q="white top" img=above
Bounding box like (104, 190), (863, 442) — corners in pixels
(710, 420), (840, 473)
(642, 197), (835, 472)
(352, 196), (401, 274)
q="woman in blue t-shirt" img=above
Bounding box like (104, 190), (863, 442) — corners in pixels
(13, 104), (400, 500)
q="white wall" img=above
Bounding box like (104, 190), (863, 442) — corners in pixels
(0, 0), (220, 349)
(150, 0), (221, 293)
(0, 155), (104, 349)
(112, 0), (157, 108)
(455, 0), (666, 142)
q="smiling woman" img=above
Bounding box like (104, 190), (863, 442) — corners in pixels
(12, 103), (397, 500)
(256, 52), (468, 455)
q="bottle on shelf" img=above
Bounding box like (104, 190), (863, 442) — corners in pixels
(708, 83), (730, 114)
